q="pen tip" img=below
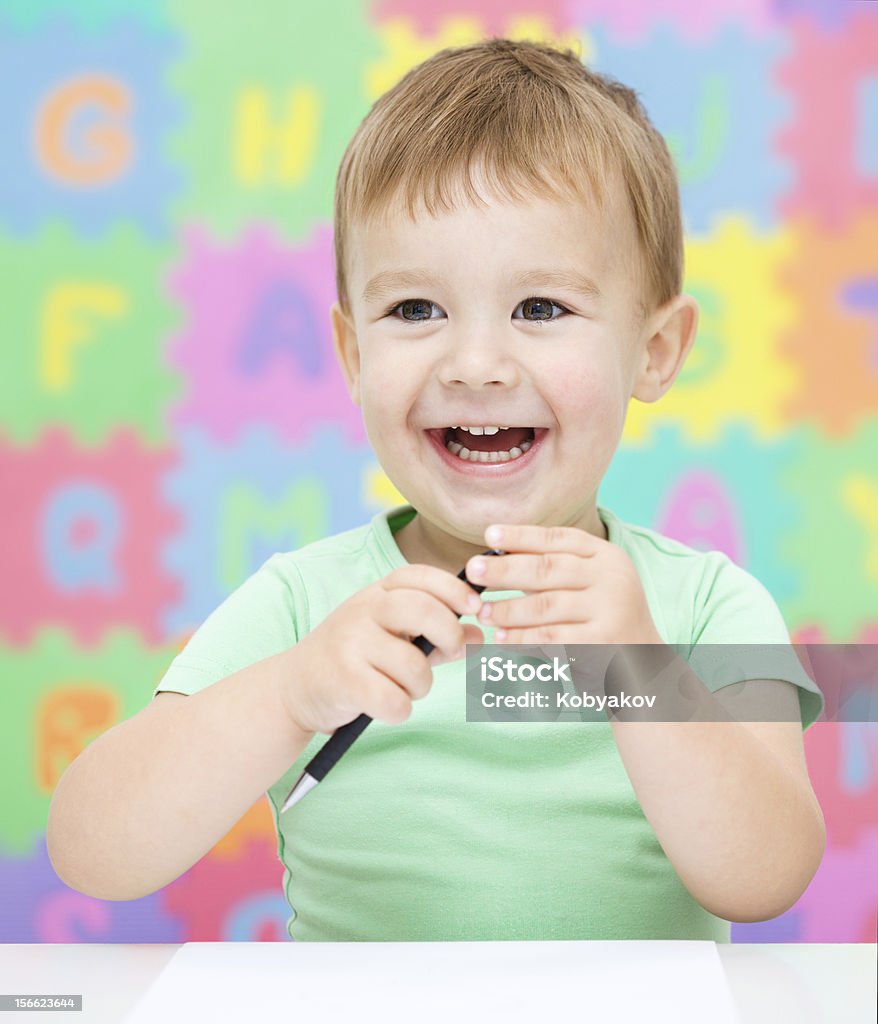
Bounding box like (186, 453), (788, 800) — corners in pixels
(280, 771), (319, 812)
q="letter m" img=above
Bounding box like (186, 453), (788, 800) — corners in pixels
(219, 479), (327, 587)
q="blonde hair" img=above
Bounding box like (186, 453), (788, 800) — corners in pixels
(333, 37), (683, 321)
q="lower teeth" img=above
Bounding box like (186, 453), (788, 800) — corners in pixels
(445, 439), (533, 462)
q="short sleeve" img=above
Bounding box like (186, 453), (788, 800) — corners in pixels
(688, 555), (824, 731)
(152, 554), (301, 699)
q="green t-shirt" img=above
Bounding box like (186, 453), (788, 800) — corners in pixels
(153, 504), (824, 942)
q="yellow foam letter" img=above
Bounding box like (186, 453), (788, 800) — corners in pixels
(42, 283), (128, 392)
(843, 473), (878, 580)
(233, 85), (320, 186)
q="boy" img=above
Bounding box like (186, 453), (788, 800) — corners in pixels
(47, 38), (825, 942)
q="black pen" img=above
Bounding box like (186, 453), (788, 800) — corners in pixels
(280, 548), (505, 812)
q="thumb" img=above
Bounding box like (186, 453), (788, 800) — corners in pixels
(427, 623), (485, 667)
(461, 623), (486, 649)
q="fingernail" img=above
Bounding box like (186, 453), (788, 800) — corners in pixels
(486, 525), (503, 546)
(469, 557), (486, 577)
(478, 602), (492, 620)
(494, 628), (507, 641)
(467, 593), (482, 612)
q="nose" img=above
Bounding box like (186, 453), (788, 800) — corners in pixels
(436, 327), (521, 389)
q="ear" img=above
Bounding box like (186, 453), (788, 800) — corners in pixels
(631, 293), (699, 403)
(330, 301), (361, 406)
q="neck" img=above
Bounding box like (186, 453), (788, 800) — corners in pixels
(393, 507), (608, 576)
(394, 514), (489, 576)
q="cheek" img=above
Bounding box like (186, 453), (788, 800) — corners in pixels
(552, 364), (623, 421)
(357, 361), (419, 438)
(358, 350), (411, 403)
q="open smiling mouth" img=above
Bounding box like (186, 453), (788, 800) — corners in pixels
(430, 425), (540, 464)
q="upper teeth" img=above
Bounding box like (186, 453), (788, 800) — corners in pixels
(454, 425), (507, 434)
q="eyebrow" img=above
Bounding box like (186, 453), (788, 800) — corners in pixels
(361, 267), (602, 304)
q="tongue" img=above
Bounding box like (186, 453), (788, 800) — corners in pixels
(451, 426), (533, 452)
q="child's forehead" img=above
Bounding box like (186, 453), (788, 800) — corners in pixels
(349, 173), (638, 289)
(360, 172), (612, 231)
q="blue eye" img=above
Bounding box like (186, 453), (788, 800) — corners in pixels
(386, 299), (443, 321)
(385, 297), (570, 322)
(514, 297), (569, 321)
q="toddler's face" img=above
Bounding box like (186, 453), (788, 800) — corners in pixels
(332, 181), (689, 560)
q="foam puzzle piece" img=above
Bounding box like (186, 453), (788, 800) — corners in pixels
(0, 224), (177, 446)
(776, 12), (878, 227)
(590, 22), (789, 234)
(601, 422), (804, 608)
(166, 0), (379, 236)
(778, 214), (878, 438)
(166, 224), (364, 445)
(0, 429), (180, 648)
(160, 424), (373, 637)
(0, 17), (180, 236)
(623, 216), (801, 444)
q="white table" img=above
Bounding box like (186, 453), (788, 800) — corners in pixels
(0, 942), (874, 1023)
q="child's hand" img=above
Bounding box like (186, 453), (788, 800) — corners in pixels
(467, 524), (662, 646)
(280, 566), (485, 734)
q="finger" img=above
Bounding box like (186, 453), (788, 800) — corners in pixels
(378, 590), (471, 661)
(477, 590), (591, 628)
(466, 551), (593, 592)
(429, 623), (485, 667)
(484, 523), (603, 556)
(367, 629), (435, 701)
(377, 598), (465, 663)
(360, 666), (414, 724)
(382, 564), (483, 617)
(490, 623), (592, 645)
